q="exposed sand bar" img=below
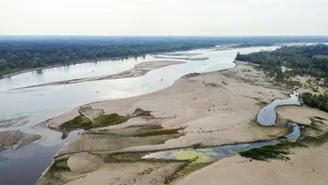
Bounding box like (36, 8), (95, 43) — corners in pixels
(37, 62), (295, 185)
(162, 52), (203, 57)
(154, 56), (209, 61)
(18, 61), (184, 89)
(0, 130), (41, 152)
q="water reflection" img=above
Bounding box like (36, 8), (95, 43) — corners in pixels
(0, 129), (80, 185)
(142, 141), (277, 162)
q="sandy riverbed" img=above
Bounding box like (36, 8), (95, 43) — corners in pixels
(37, 62), (328, 185)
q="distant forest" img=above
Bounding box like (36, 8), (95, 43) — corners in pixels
(235, 44), (328, 112)
(1, 36), (328, 77)
(236, 44), (328, 86)
(302, 92), (328, 112)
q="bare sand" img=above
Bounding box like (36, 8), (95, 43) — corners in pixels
(19, 60), (184, 89)
(174, 143), (328, 185)
(162, 52), (202, 57)
(277, 106), (328, 126)
(38, 62), (295, 185)
(0, 130), (41, 152)
(48, 62), (289, 151)
(154, 55), (209, 61)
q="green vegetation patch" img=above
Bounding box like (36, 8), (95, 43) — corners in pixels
(94, 113), (130, 127)
(173, 150), (214, 163)
(50, 159), (70, 172)
(111, 153), (141, 162)
(297, 122), (321, 131)
(313, 116), (327, 121)
(131, 108), (153, 117)
(174, 162), (211, 177)
(239, 142), (306, 161)
(134, 128), (182, 137)
(236, 45), (328, 87)
(60, 108), (154, 131)
(300, 132), (328, 146)
(60, 115), (93, 130)
(302, 92), (328, 113)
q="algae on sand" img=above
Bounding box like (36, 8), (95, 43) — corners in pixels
(60, 108), (153, 131)
(239, 141), (306, 161)
(60, 115), (93, 130)
(93, 113), (130, 127)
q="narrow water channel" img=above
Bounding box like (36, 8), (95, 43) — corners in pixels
(142, 92), (302, 161)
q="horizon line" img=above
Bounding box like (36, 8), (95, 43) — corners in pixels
(1, 35), (328, 37)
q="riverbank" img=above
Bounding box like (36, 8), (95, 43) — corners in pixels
(37, 61), (303, 185)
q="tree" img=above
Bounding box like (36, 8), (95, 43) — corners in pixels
(30, 60), (38, 68)
(0, 59), (7, 70)
(33, 57), (44, 67)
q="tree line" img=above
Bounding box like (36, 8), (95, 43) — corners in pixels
(236, 45), (328, 86)
(1, 36), (328, 77)
(0, 38), (218, 77)
(302, 92), (328, 112)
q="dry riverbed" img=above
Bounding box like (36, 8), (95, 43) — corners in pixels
(37, 62), (328, 185)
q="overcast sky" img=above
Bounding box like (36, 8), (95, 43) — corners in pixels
(0, 0), (327, 36)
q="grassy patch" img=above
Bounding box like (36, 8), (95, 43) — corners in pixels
(204, 82), (220, 88)
(313, 116), (327, 121)
(239, 142), (306, 161)
(310, 117), (326, 125)
(132, 108), (152, 117)
(60, 108), (153, 130)
(60, 115), (92, 130)
(134, 128), (182, 137)
(300, 131), (328, 146)
(112, 153), (140, 162)
(164, 158), (212, 184)
(94, 113), (130, 127)
(297, 122), (321, 131)
(175, 162), (211, 177)
(50, 159), (70, 172)
(253, 97), (268, 107)
(138, 168), (153, 175)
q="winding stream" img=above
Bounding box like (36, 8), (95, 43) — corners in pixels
(142, 92), (302, 162)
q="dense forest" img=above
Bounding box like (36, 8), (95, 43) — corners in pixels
(1, 36), (328, 77)
(235, 44), (328, 86)
(302, 92), (328, 112)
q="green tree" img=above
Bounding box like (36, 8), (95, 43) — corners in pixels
(0, 59), (8, 70)
(33, 57), (44, 67)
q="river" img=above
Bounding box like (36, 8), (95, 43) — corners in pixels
(0, 46), (279, 185)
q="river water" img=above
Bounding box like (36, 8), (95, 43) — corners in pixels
(0, 46), (279, 185)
